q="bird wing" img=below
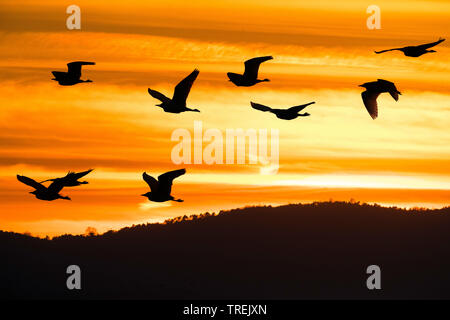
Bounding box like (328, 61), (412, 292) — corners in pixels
(415, 38), (445, 50)
(47, 180), (66, 193)
(143, 172), (159, 192)
(17, 175), (47, 192)
(388, 89), (399, 101)
(250, 102), (274, 113)
(361, 91), (380, 120)
(67, 61), (95, 79)
(377, 79), (394, 85)
(172, 69), (199, 107)
(65, 169), (94, 181)
(243, 56), (273, 80)
(148, 89), (171, 104)
(374, 48), (403, 54)
(377, 79), (400, 101)
(51, 71), (65, 78)
(288, 102), (315, 113)
(158, 169), (186, 194)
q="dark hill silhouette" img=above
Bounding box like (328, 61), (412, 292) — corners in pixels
(1, 201), (450, 299)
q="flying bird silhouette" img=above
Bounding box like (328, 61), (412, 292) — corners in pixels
(17, 175), (70, 201)
(40, 169), (93, 187)
(227, 56), (273, 86)
(250, 101), (315, 120)
(374, 38), (445, 57)
(141, 169), (186, 202)
(360, 79), (401, 119)
(52, 61), (95, 85)
(148, 69), (200, 113)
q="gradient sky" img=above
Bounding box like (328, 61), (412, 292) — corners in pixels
(0, 0), (449, 237)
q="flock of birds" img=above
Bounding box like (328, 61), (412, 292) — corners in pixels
(17, 169), (185, 203)
(17, 170), (93, 201)
(18, 38), (446, 203)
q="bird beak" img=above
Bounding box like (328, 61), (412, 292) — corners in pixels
(140, 194), (146, 197)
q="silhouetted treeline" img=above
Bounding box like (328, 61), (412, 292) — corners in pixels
(1, 201), (450, 299)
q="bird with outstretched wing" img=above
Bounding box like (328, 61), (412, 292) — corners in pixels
(243, 56), (273, 81)
(172, 69), (199, 107)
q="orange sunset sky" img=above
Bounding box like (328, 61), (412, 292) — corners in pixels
(0, 0), (449, 237)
